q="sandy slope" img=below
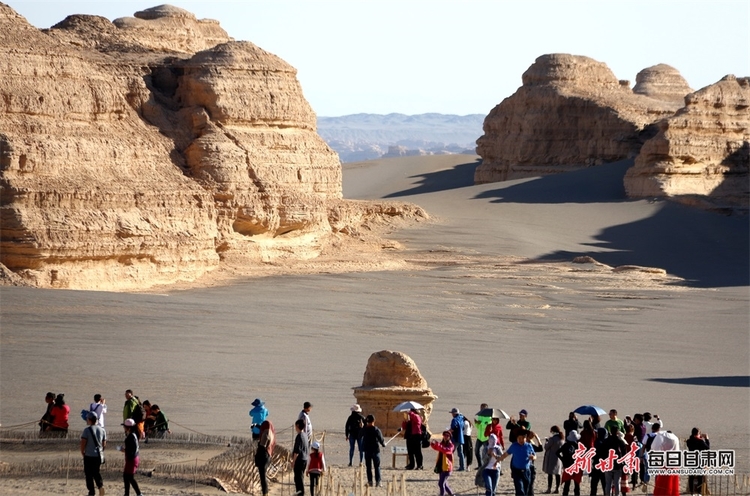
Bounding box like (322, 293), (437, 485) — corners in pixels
(1, 154), (748, 494)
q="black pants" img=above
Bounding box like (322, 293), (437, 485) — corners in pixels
(123, 472), (140, 496)
(464, 436), (474, 467)
(563, 480), (581, 496)
(689, 475), (705, 494)
(309, 472), (320, 496)
(255, 448), (270, 495)
(406, 436), (423, 468)
(548, 474), (561, 492)
(365, 451), (381, 485)
(83, 456), (103, 495)
(590, 469), (605, 496)
(294, 458), (306, 495)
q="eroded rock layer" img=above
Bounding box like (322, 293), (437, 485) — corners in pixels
(624, 75), (750, 209)
(475, 54), (689, 183)
(0, 3), (386, 290)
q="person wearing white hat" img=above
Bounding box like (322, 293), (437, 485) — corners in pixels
(307, 440), (327, 496)
(345, 404), (366, 466)
(557, 430), (583, 496)
(120, 418), (142, 496)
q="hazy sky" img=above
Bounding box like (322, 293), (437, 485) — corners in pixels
(7, 0), (749, 117)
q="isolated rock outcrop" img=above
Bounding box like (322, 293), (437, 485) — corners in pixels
(625, 75), (750, 209)
(0, 4), (417, 290)
(353, 350), (437, 436)
(475, 54), (689, 183)
(632, 64), (693, 105)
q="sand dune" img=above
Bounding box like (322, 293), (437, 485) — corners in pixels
(2, 155), (748, 492)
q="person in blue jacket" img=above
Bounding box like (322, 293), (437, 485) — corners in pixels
(249, 398), (268, 440)
(449, 408), (466, 471)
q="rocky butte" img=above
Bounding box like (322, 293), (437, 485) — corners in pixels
(474, 54), (691, 183)
(624, 75), (750, 210)
(0, 4), (425, 290)
(475, 53), (748, 211)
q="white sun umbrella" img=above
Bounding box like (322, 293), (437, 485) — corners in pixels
(393, 401), (425, 412)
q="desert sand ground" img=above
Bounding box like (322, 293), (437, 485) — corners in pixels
(1, 154), (748, 494)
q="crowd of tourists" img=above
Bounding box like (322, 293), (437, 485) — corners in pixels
(36, 391), (713, 496)
(38, 389), (170, 496)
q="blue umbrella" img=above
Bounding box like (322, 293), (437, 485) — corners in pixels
(573, 405), (607, 416)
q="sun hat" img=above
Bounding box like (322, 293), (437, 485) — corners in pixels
(252, 398), (264, 407)
(122, 418), (136, 427)
(351, 404), (362, 412)
(311, 441), (320, 450)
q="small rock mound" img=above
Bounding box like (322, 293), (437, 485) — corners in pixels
(134, 4), (196, 20)
(353, 351), (438, 436)
(633, 64), (693, 104)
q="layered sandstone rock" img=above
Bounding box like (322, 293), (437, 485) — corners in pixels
(353, 350), (437, 436)
(624, 75), (750, 209)
(475, 54), (689, 183)
(632, 64), (693, 105)
(0, 4), (415, 290)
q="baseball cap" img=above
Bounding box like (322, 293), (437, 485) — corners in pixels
(450, 408), (460, 414)
(519, 409), (528, 416)
(311, 441), (320, 450)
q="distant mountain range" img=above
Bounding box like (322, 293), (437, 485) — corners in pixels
(317, 113), (484, 163)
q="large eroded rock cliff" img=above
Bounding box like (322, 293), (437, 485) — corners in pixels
(474, 54), (690, 183)
(0, 4), (421, 290)
(624, 75), (750, 209)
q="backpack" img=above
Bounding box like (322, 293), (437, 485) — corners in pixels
(644, 433), (656, 452)
(131, 402), (146, 423)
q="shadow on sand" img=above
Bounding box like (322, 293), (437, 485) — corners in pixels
(648, 376), (750, 388)
(474, 160), (749, 288)
(384, 159), (481, 198)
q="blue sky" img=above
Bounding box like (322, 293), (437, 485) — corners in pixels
(8, 0), (749, 117)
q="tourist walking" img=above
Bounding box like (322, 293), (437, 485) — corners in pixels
(345, 404), (365, 466)
(686, 427), (710, 495)
(590, 428), (608, 496)
(527, 430), (545, 496)
(652, 431), (680, 496)
(402, 408), (423, 470)
(603, 429), (629, 496)
(431, 430), (455, 496)
(249, 398), (268, 440)
(298, 402), (313, 445)
(449, 408), (466, 471)
(557, 431), (583, 496)
(255, 420), (275, 496)
(542, 426), (564, 494)
(120, 418), (142, 496)
(482, 440), (503, 496)
(81, 411), (106, 496)
(361, 414), (386, 487)
(292, 418), (310, 495)
(499, 428), (537, 496)
(307, 441), (327, 496)
(475, 403), (492, 471)
(463, 415), (474, 468)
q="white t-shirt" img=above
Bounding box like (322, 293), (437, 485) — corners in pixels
(89, 402), (108, 427)
(463, 419), (473, 437)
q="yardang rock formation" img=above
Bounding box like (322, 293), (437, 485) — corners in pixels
(0, 4), (425, 290)
(624, 75), (750, 209)
(475, 54), (691, 183)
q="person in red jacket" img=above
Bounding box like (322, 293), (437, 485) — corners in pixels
(485, 416), (506, 450)
(307, 441), (327, 496)
(49, 393), (70, 436)
(402, 408), (424, 470)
